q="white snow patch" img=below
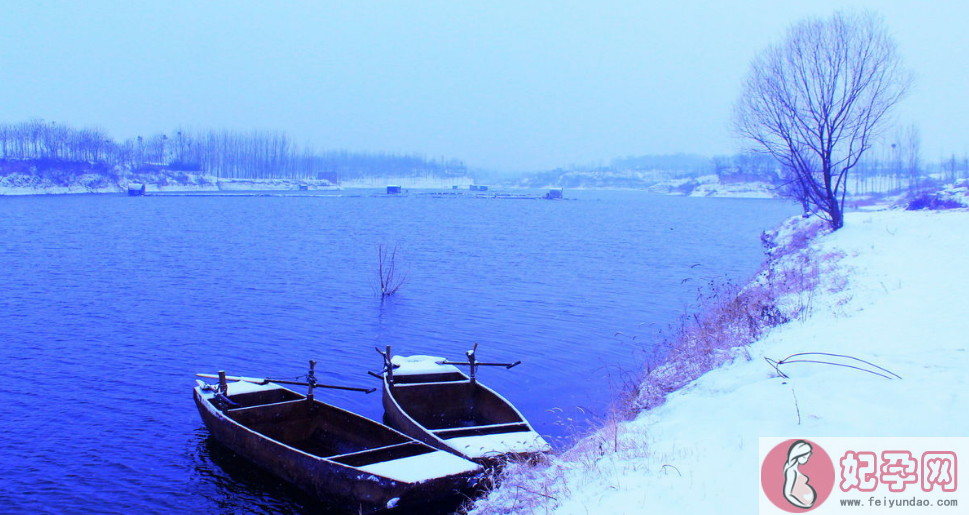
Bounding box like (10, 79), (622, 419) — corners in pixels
(391, 355), (461, 376)
(223, 380), (281, 396)
(196, 378), (282, 397)
(689, 174), (776, 198)
(444, 430), (551, 460)
(357, 449), (480, 483)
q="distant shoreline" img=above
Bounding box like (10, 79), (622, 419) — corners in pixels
(0, 172), (783, 199)
(0, 174), (478, 196)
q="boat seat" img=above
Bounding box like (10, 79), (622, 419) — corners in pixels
(223, 385), (304, 408)
(328, 442), (428, 467)
(390, 379), (470, 387)
(432, 422), (530, 439)
(225, 398), (305, 415)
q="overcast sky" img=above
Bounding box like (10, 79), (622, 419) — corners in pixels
(1, 1), (966, 171)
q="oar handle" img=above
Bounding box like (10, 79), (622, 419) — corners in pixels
(196, 374), (375, 394)
(197, 373), (267, 384)
(438, 360), (522, 369)
(271, 378), (376, 394)
(321, 384), (376, 394)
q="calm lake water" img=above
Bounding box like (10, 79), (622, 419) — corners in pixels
(0, 189), (795, 514)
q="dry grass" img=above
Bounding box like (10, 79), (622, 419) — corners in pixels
(635, 279), (773, 411)
(634, 216), (843, 412)
(459, 454), (566, 515)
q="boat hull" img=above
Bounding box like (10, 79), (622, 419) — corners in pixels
(194, 385), (480, 513)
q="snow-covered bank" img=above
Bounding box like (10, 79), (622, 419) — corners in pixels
(0, 173), (339, 195)
(468, 208), (969, 514)
(651, 174), (777, 198)
(0, 172), (468, 195)
(507, 171), (779, 198)
(0, 172), (120, 195)
(201, 177), (337, 192)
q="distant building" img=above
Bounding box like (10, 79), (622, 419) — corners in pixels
(545, 188), (563, 199)
(127, 184), (146, 196)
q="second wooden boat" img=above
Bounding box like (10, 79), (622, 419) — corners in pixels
(377, 346), (551, 465)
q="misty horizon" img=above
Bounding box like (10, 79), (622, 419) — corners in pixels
(1, 1), (966, 172)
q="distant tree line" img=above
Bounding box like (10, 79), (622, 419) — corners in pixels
(711, 153), (780, 183)
(0, 119), (467, 182)
(514, 145), (967, 195)
(513, 152), (785, 189)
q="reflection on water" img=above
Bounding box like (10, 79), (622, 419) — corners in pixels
(190, 428), (340, 515)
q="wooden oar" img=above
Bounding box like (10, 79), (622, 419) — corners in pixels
(196, 373), (376, 393)
(437, 360), (522, 369)
(436, 343), (521, 385)
(438, 342), (522, 369)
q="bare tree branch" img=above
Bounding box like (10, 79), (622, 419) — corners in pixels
(734, 11), (912, 230)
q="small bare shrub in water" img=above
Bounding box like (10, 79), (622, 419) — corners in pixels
(374, 243), (407, 298)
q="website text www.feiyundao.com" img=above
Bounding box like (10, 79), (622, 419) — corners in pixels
(839, 497), (958, 508)
(760, 437), (965, 513)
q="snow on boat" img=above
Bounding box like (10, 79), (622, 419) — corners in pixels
(376, 346), (551, 465)
(193, 363), (482, 514)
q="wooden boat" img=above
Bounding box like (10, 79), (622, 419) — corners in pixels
(193, 363), (482, 514)
(377, 346), (551, 465)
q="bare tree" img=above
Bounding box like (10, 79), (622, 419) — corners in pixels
(734, 11), (912, 230)
(896, 124), (922, 193)
(941, 154), (960, 184)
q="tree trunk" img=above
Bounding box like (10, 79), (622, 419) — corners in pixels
(830, 202), (844, 230)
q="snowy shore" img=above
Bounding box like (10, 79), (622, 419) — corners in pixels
(0, 173), (342, 195)
(0, 172), (474, 195)
(652, 173), (777, 198)
(468, 207), (969, 514)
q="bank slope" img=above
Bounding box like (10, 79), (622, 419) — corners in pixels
(468, 208), (969, 515)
